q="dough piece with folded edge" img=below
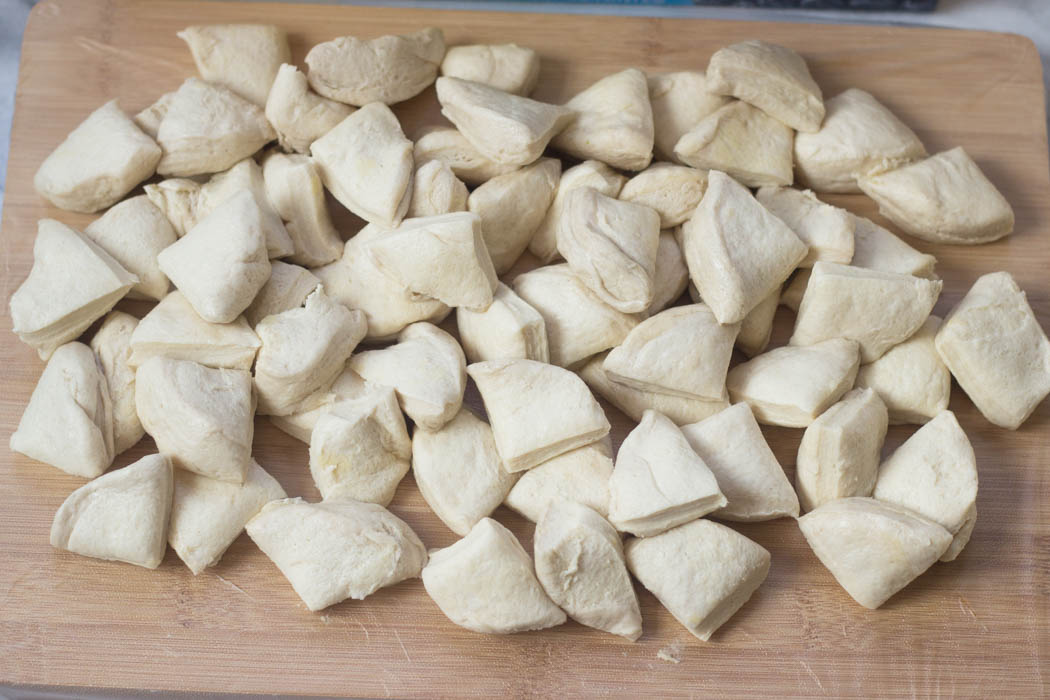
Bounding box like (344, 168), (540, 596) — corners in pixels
(178, 24), (290, 106)
(265, 64), (354, 154)
(408, 159), (468, 217)
(50, 453), (173, 569)
(84, 195), (176, 301)
(246, 496), (426, 612)
(422, 517), (566, 634)
(646, 231), (690, 317)
(619, 163), (706, 229)
(457, 282), (549, 364)
(90, 312), (143, 456)
(648, 71), (731, 163)
(626, 519), (770, 641)
(849, 213), (937, 278)
(736, 287), (779, 357)
(413, 126), (520, 186)
(244, 261), (321, 327)
(441, 43), (540, 96)
(261, 152), (343, 267)
(504, 437), (613, 523)
(756, 187), (854, 267)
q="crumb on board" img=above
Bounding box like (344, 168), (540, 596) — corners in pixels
(657, 641), (683, 664)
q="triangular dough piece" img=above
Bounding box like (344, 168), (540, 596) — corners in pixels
(674, 101), (794, 187)
(535, 501), (642, 640)
(858, 147), (1014, 244)
(246, 497), (426, 611)
(310, 103), (414, 227)
(436, 76), (574, 166)
(169, 459), (287, 574)
(795, 388), (889, 513)
(552, 68), (654, 171)
(648, 71), (731, 163)
(348, 322), (466, 430)
(440, 43), (540, 96)
(10, 219), (137, 359)
(625, 519), (770, 640)
(941, 504), (976, 563)
(504, 437), (613, 523)
(412, 408), (519, 536)
(413, 126), (520, 186)
(135, 357), (254, 483)
(178, 24), (290, 106)
(10, 342), (113, 478)
(727, 338), (861, 428)
(682, 170), (807, 324)
(646, 230), (690, 317)
(755, 187), (854, 267)
(736, 286), (779, 357)
(90, 312), (143, 456)
(680, 402), (799, 521)
(791, 262), (942, 362)
(50, 453), (173, 569)
(265, 63), (354, 154)
(620, 163), (706, 229)
(468, 359), (610, 472)
(408, 159), (468, 218)
(603, 304), (737, 402)
(706, 40), (824, 132)
(798, 497), (952, 609)
(422, 517), (566, 633)
(794, 88), (927, 193)
(856, 316), (949, 424)
(244, 261), (321, 327)
(84, 195), (176, 300)
(261, 152), (344, 267)
(849, 213), (937, 278)
(457, 282), (549, 364)
(608, 410), (726, 537)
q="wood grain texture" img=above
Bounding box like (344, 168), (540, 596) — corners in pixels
(2, 1), (1049, 697)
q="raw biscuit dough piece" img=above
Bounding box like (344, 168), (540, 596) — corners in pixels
(755, 187), (854, 267)
(135, 357), (254, 483)
(855, 316), (950, 424)
(791, 262), (942, 362)
(849, 213), (937, 278)
(84, 195), (176, 301)
(795, 388), (889, 513)
(680, 403), (799, 521)
(681, 170), (807, 324)
(468, 157), (560, 273)
(619, 163), (706, 229)
(134, 91), (175, 139)
(244, 261), (322, 327)
(435, 76), (575, 167)
(144, 177), (201, 236)
(129, 291), (261, 370)
(412, 126), (520, 186)
(674, 101), (794, 188)
(858, 147), (1014, 244)
(646, 230), (690, 317)
(178, 24), (290, 106)
(169, 460), (286, 574)
(10, 219), (138, 360)
(798, 497), (951, 609)
(940, 504), (976, 563)
(261, 152), (343, 267)
(780, 269), (809, 312)
(934, 271), (1050, 430)
(648, 71), (731, 163)
(736, 287), (779, 357)
(727, 338), (861, 428)
(608, 410), (726, 537)
(552, 68), (654, 171)
(625, 519), (771, 641)
(794, 88), (927, 193)
(457, 282), (549, 364)
(348, 322), (466, 430)
(50, 453), (173, 569)
(246, 496), (426, 611)
(535, 501), (643, 640)
(504, 437), (613, 523)
(468, 359), (610, 472)
(34, 100), (161, 213)
(512, 264), (639, 368)
(706, 39), (824, 133)
(310, 103), (414, 227)
(422, 517), (566, 634)
(412, 408), (519, 536)
(10, 342), (113, 479)
(269, 366), (372, 444)
(265, 64), (354, 153)
(408, 159), (468, 217)
(90, 312), (144, 456)
(305, 27), (445, 106)
(440, 43), (540, 96)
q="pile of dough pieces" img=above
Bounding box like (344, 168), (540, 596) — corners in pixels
(11, 22), (1050, 643)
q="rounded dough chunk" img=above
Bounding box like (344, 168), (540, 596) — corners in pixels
(440, 43), (540, 96)
(412, 126), (519, 187)
(244, 261), (321, 328)
(457, 282), (549, 364)
(619, 163), (706, 229)
(84, 195), (176, 301)
(261, 152), (344, 268)
(648, 71), (731, 163)
(178, 24), (290, 106)
(849, 213), (937, 278)
(504, 438), (613, 523)
(408, 159), (468, 218)
(246, 497), (426, 612)
(422, 517), (566, 634)
(50, 454), (173, 570)
(90, 312), (144, 456)
(625, 519), (771, 641)
(265, 64), (354, 154)
(755, 187), (854, 267)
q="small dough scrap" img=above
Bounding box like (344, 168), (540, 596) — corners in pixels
(626, 519), (770, 641)
(646, 230), (690, 317)
(441, 43), (540, 96)
(795, 388), (889, 513)
(178, 24), (290, 106)
(674, 101), (794, 188)
(504, 438), (613, 523)
(648, 71), (731, 163)
(855, 316), (949, 424)
(682, 170), (807, 324)
(413, 126), (519, 186)
(736, 287), (779, 357)
(727, 338), (861, 428)
(457, 282), (549, 364)
(412, 408), (518, 536)
(850, 213), (937, 278)
(310, 103), (413, 227)
(934, 271), (1050, 430)
(348, 322), (465, 430)
(169, 460), (286, 574)
(798, 497), (951, 609)
(408, 159), (468, 217)
(468, 359), (610, 472)
(246, 497), (426, 611)
(680, 403), (799, 521)
(244, 261), (321, 327)
(10, 342), (113, 478)
(50, 453), (173, 569)
(262, 152), (343, 267)
(755, 187), (854, 267)
(858, 147), (1014, 244)
(269, 366), (372, 444)
(134, 91), (175, 139)
(422, 517), (566, 634)
(265, 63), (354, 154)
(790, 262), (942, 362)
(84, 195), (176, 300)
(135, 357), (254, 483)
(34, 100), (161, 213)
(706, 39), (824, 133)
(535, 501), (642, 640)
(794, 88), (927, 193)
(90, 312), (143, 456)
(619, 163), (706, 229)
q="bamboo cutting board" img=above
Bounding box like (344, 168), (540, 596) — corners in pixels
(2, 1), (1049, 697)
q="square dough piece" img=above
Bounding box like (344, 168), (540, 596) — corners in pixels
(440, 43), (540, 96)
(504, 437), (613, 523)
(619, 163), (706, 230)
(261, 151), (344, 268)
(265, 63), (354, 154)
(849, 213), (937, 278)
(457, 282), (549, 364)
(755, 187), (854, 267)
(648, 71), (731, 163)
(178, 24), (290, 106)
(90, 311), (144, 456)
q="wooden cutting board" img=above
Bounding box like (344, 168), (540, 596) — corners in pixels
(2, 0), (1048, 696)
